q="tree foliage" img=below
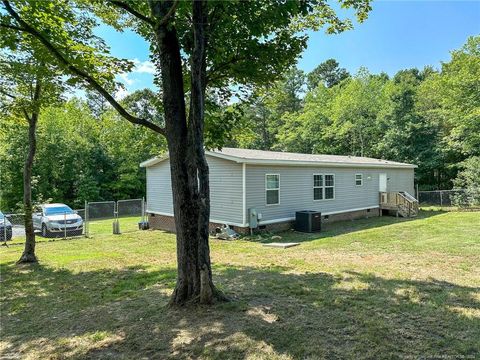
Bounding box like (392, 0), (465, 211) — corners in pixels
(452, 157), (480, 207)
(234, 36), (480, 190)
(0, 95), (166, 212)
(307, 58), (350, 89)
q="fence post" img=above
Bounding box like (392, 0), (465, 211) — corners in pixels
(142, 197), (145, 223)
(3, 215), (7, 246)
(113, 201), (120, 235)
(440, 191), (443, 207)
(64, 212), (67, 239)
(84, 200), (88, 238)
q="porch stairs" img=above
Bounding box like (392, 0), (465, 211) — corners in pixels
(379, 191), (419, 218)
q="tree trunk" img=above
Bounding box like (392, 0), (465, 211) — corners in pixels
(149, 0), (226, 305)
(17, 81), (41, 264)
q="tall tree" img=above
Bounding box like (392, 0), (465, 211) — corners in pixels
(1, 0), (371, 304)
(307, 58), (350, 89)
(235, 68), (306, 150)
(0, 52), (64, 263)
(417, 36), (480, 188)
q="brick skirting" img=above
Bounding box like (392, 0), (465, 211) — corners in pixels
(148, 207), (379, 234)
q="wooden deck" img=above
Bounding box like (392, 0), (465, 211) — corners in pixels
(379, 192), (419, 217)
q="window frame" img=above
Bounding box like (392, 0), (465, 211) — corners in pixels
(313, 174), (324, 201)
(324, 174), (335, 200)
(313, 173), (335, 201)
(265, 173), (280, 206)
(355, 173), (363, 187)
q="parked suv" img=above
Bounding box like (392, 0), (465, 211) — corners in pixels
(0, 211), (13, 241)
(33, 204), (83, 237)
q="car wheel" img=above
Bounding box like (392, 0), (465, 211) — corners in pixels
(41, 224), (50, 238)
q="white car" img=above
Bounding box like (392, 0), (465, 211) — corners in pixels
(33, 203), (83, 237)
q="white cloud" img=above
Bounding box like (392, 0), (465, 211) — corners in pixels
(132, 59), (156, 74)
(118, 72), (134, 86)
(115, 87), (130, 100)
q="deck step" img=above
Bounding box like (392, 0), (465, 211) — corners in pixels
(380, 191), (419, 218)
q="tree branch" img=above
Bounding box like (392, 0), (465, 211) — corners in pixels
(0, 87), (16, 99)
(158, 0), (179, 26)
(108, 0), (155, 26)
(2, 0), (166, 136)
(22, 108), (32, 122)
(0, 21), (24, 31)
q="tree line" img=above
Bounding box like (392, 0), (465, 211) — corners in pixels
(0, 91), (166, 212)
(229, 36), (480, 192)
(1, 36), (479, 214)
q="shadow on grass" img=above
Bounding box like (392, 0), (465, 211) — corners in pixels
(1, 261), (478, 359)
(256, 209), (447, 244)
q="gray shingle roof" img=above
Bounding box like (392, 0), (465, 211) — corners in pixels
(209, 148), (416, 168)
(140, 148), (416, 168)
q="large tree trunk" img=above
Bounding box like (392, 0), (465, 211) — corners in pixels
(17, 81), (41, 264)
(149, 0), (225, 305)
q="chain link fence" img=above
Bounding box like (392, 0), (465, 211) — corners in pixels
(116, 199), (145, 234)
(1, 209), (85, 245)
(85, 199), (146, 237)
(85, 201), (115, 237)
(1, 198), (146, 245)
(418, 189), (476, 208)
(1, 213), (23, 243)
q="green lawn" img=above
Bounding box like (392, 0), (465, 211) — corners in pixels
(1, 211), (479, 359)
(8, 216), (142, 245)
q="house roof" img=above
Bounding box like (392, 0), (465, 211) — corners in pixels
(140, 148), (417, 169)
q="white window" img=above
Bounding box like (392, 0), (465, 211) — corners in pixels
(355, 173), (363, 186)
(313, 174), (335, 200)
(313, 174), (323, 200)
(325, 174), (335, 199)
(266, 174), (280, 205)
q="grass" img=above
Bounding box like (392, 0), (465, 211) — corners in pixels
(7, 216), (142, 245)
(1, 210), (479, 359)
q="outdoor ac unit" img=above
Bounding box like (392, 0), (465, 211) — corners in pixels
(295, 210), (322, 233)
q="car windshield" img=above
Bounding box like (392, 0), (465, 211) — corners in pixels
(44, 206), (74, 216)
(0, 211), (4, 220)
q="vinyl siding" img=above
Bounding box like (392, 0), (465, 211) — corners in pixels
(208, 156), (243, 224)
(146, 160), (174, 215)
(146, 155), (414, 226)
(245, 165), (414, 223)
(146, 156), (243, 225)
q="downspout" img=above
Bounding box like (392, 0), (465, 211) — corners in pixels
(242, 162), (246, 227)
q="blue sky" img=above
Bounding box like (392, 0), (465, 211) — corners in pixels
(105, 1), (480, 97)
(299, 1), (480, 75)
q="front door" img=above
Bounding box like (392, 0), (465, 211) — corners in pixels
(379, 173), (387, 192)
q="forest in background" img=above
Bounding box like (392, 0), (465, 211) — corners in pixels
(1, 36), (478, 212)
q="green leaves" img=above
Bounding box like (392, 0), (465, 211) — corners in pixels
(0, 96), (167, 210)
(1, 0), (133, 94)
(234, 36), (479, 190)
(418, 36), (480, 158)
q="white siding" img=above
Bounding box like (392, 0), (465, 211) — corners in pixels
(209, 156), (243, 224)
(146, 160), (174, 214)
(146, 156), (243, 225)
(245, 165), (414, 223)
(146, 155), (415, 226)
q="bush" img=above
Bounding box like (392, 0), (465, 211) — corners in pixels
(452, 157), (480, 207)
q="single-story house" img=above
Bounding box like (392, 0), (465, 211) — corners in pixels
(140, 148), (418, 233)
